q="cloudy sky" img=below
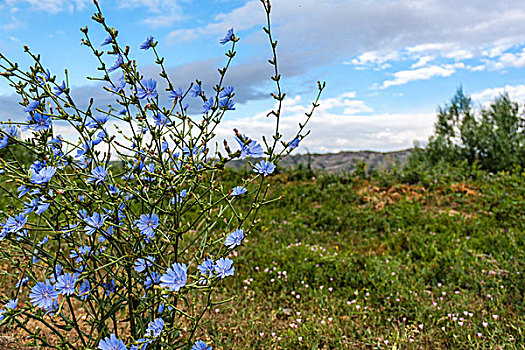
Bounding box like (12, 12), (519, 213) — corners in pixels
(2, 0), (525, 153)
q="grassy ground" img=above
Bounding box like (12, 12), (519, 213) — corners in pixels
(201, 168), (525, 349)
(0, 166), (524, 349)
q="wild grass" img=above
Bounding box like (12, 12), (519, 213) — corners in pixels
(201, 166), (525, 349)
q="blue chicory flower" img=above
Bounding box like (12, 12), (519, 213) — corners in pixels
(87, 166), (108, 185)
(84, 212), (105, 235)
(231, 186), (247, 196)
(140, 36), (155, 50)
(137, 78), (157, 99)
(23, 198), (38, 214)
(169, 88), (183, 100)
(153, 113), (167, 126)
(16, 277), (29, 288)
(135, 213), (159, 240)
(55, 273), (78, 296)
(161, 141), (169, 153)
(30, 160), (46, 173)
(54, 81), (66, 96)
(219, 98), (235, 110)
(202, 97), (214, 113)
(190, 84), (202, 97)
(70, 250), (82, 264)
(36, 200), (51, 215)
(78, 280), (91, 300)
(34, 167), (55, 185)
(0, 126), (18, 150)
(30, 166), (56, 184)
(192, 340), (212, 350)
(172, 189), (187, 204)
(78, 244), (90, 257)
(32, 250), (40, 264)
(144, 272), (160, 289)
(4, 125), (19, 138)
(253, 160), (275, 176)
(27, 113), (52, 132)
(94, 130), (107, 145)
(160, 262), (187, 292)
(0, 135), (7, 149)
(24, 101), (40, 113)
(29, 281), (58, 309)
(102, 279), (115, 296)
(98, 334), (127, 350)
(197, 259), (215, 284)
(219, 86), (234, 98)
(108, 55), (124, 73)
(4, 214), (27, 233)
(225, 229), (244, 249)
(111, 75), (126, 93)
(134, 256), (155, 273)
(235, 134), (264, 159)
(37, 69), (51, 85)
(146, 318), (164, 338)
(214, 258), (235, 279)
(38, 236), (49, 247)
(101, 35), (113, 46)
(108, 185), (120, 196)
(87, 114), (110, 129)
(48, 265), (63, 284)
(219, 28), (235, 45)
(5, 299), (17, 310)
(287, 138), (300, 150)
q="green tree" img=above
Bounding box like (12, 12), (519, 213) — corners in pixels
(419, 88), (525, 172)
(477, 94), (524, 171)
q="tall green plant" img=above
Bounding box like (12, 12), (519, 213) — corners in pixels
(0, 1), (324, 349)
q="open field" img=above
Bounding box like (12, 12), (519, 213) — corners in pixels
(0, 166), (524, 349)
(201, 168), (524, 349)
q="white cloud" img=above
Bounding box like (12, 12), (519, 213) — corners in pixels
(379, 64), (459, 89)
(471, 84), (525, 104)
(482, 43), (515, 58)
(169, 1), (263, 42)
(406, 43), (453, 54)
(469, 65), (486, 72)
(315, 92), (373, 114)
(406, 43), (472, 60)
(483, 48), (525, 70)
(444, 49), (473, 60)
(2, 0), (184, 27)
(349, 42), (473, 75)
(116, 0), (184, 28)
(346, 51), (399, 71)
(411, 56), (434, 69)
(162, 0), (525, 71)
(5, 0), (90, 13)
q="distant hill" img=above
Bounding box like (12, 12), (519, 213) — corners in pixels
(227, 149), (414, 173)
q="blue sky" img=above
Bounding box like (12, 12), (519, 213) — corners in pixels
(2, 0), (525, 153)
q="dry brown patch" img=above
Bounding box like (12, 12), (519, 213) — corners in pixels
(449, 182), (479, 197)
(358, 182), (427, 210)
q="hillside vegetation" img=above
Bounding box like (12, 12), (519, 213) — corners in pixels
(193, 164), (524, 349)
